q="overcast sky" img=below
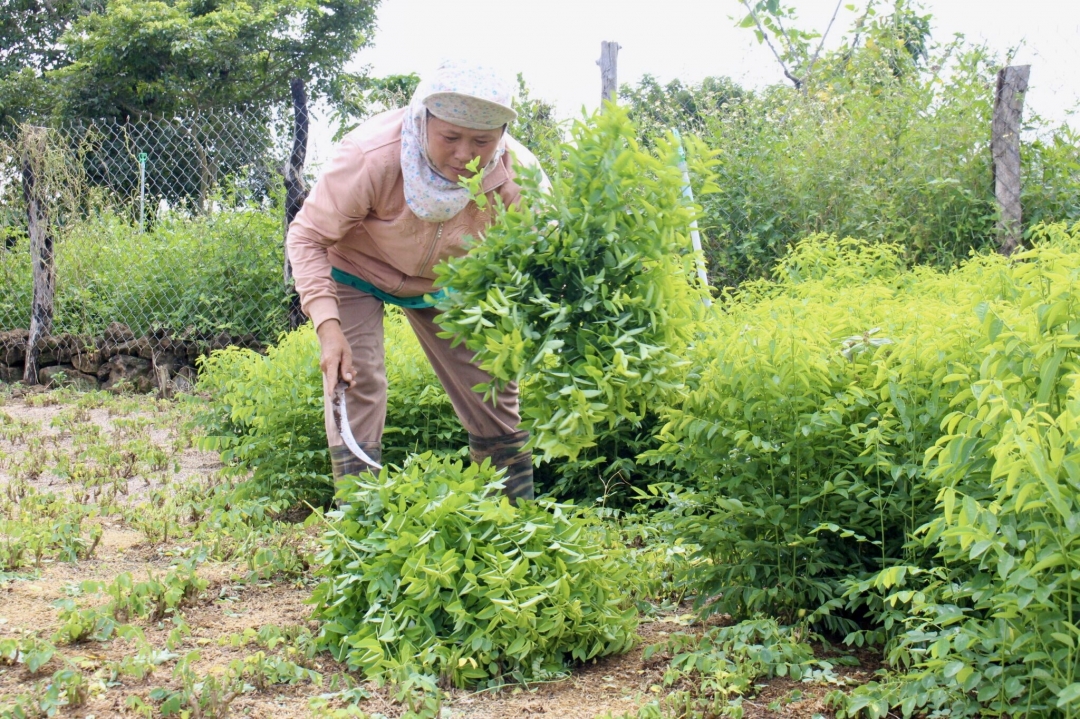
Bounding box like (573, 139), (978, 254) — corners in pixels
(308, 0), (1080, 162)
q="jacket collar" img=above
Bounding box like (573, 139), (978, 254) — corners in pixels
(479, 150), (512, 195)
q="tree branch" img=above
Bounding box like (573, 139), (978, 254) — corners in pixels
(740, 0), (803, 90)
(772, 13), (798, 58)
(803, 0), (844, 85)
(846, 0), (878, 56)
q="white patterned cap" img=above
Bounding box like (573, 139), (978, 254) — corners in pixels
(419, 60), (517, 130)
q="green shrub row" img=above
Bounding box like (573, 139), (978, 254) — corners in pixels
(837, 222), (1080, 717)
(645, 234), (985, 630)
(0, 207), (287, 341)
(647, 223), (1080, 716)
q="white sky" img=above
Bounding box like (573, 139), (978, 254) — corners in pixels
(309, 0), (1080, 163)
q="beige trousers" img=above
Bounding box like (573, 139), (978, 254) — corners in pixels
(323, 282), (522, 447)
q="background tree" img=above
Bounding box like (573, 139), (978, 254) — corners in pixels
(0, 0), (103, 124)
(619, 74), (745, 146)
(608, 0), (1077, 287)
(738, 0), (931, 91)
(0, 0), (381, 213)
(328, 70), (421, 141)
(509, 73), (561, 177)
(48, 0), (381, 120)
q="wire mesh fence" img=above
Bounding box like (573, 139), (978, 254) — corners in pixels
(0, 109), (294, 390)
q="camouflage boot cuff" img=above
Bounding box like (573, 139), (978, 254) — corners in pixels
(469, 430), (534, 503)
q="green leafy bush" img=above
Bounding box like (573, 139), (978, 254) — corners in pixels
(0, 238), (30, 333)
(1022, 124), (1080, 230)
(510, 72), (563, 179)
(197, 315), (466, 505)
(634, 616), (844, 717)
(646, 234), (1010, 631)
(695, 45), (1000, 285)
(830, 221), (1080, 718)
(619, 73), (745, 148)
(530, 409), (673, 505)
(310, 453), (638, 687)
(197, 327), (329, 504)
(616, 14), (1080, 287)
(434, 104), (710, 463)
(646, 224), (1080, 716)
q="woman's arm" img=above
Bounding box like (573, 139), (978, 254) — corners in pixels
(286, 136), (377, 392)
(286, 136), (376, 331)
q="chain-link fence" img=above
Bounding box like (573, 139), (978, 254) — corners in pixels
(0, 109), (295, 391)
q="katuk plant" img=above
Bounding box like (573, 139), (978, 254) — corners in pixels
(433, 103), (713, 461)
(310, 453), (638, 688)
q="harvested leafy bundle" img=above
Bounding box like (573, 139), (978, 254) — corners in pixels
(310, 453), (638, 688)
(434, 105), (712, 460)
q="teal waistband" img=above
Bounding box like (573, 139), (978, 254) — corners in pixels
(331, 267), (446, 309)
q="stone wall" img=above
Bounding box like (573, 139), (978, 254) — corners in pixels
(0, 323), (263, 393)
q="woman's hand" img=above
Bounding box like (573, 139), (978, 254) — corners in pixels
(317, 319), (354, 397)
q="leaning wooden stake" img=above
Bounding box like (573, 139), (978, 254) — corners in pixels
(284, 77), (310, 330)
(598, 41), (620, 105)
(992, 65), (1030, 256)
(20, 126), (56, 385)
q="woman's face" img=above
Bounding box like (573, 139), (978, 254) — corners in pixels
(426, 114), (504, 183)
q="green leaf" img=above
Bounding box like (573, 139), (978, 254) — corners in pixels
(1037, 348), (1065, 407)
(1057, 683), (1080, 707)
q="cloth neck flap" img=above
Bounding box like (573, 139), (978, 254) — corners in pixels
(400, 62), (512, 222)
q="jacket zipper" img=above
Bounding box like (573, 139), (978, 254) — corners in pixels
(417, 222), (444, 276)
(413, 170), (506, 277)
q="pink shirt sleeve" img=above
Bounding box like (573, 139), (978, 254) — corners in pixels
(286, 136), (377, 330)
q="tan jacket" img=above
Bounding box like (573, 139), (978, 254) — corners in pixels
(286, 107), (537, 330)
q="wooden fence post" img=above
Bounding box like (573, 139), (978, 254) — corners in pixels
(20, 126), (56, 385)
(992, 64), (1030, 256)
(283, 77), (310, 330)
(598, 41), (620, 105)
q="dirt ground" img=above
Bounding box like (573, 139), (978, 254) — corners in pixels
(0, 384), (875, 718)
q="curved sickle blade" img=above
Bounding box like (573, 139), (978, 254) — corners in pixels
(332, 381), (383, 470)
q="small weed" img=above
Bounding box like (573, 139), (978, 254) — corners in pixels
(140, 650), (246, 718)
(0, 410), (37, 444)
(0, 667), (88, 716)
(51, 600), (118, 644)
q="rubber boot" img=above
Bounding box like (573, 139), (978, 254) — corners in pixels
(469, 430), (534, 503)
(330, 442), (382, 506)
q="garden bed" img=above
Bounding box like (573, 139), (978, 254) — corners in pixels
(0, 386), (876, 717)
